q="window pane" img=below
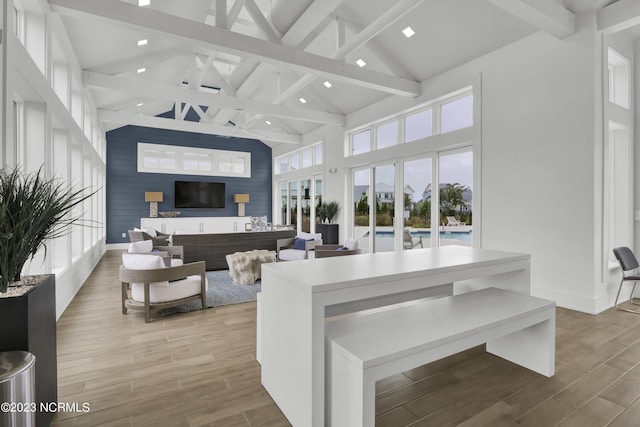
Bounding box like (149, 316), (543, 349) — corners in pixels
(441, 95), (473, 133)
(439, 151), (473, 247)
(403, 158), (432, 249)
(405, 109), (432, 142)
(301, 179), (311, 232)
(280, 182), (288, 225)
(314, 145), (322, 164)
(374, 164), (395, 252)
(279, 157), (288, 173)
(290, 153), (299, 170)
(290, 181), (298, 229)
(353, 169), (371, 253)
(376, 121), (398, 150)
(302, 149), (312, 168)
(352, 130), (371, 155)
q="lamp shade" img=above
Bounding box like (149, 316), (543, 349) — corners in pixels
(145, 192), (163, 202)
(234, 194), (250, 203)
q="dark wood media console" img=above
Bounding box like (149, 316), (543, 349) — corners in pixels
(172, 230), (296, 270)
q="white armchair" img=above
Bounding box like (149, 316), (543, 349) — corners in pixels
(120, 253), (206, 323)
(277, 232), (322, 261)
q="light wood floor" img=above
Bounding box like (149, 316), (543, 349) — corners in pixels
(52, 250), (640, 426)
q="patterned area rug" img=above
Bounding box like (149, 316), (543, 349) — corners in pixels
(161, 270), (260, 315)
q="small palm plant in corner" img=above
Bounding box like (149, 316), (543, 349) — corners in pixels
(0, 167), (94, 294)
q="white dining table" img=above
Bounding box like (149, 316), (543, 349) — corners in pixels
(258, 245), (531, 427)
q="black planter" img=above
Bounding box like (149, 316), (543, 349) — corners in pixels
(317, 223), (339, 245)
(0, 274), (57, 426)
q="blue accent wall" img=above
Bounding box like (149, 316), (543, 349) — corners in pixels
(106, 123), (272, 244)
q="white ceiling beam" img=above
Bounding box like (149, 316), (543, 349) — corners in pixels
(227, 0), (246, 29)
(85, 49), (190, 75)
(211, 0), (343, 126)
(341, 14), (415, 80)
(83, 71), (346, 126)
(597, 0), (640, 34)
(270, 0), (423, 106)
(244, 0), (281, 42)
(192, 54), (215, 90)
(208, 62), (237, 96)
(98, 110), (302, 144)
(215, 0), (227, 29)
(280, 0), (343, 47)
(49, 0), (420, 97)
(488, 0), (575, 39)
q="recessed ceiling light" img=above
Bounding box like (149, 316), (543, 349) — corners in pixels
(299, 97), (307, 104)
(402, 26), (415, 38)
(138, 0), (150, 6)
(265, 120), (272, 125)
(137, 102), (144, 107)
(138, 39), (148, 46)
(323, 81), (332, 88)
(137, 67), (146, 73)
(356, 59), (366, 67)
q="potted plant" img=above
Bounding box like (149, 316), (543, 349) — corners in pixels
(0, 167), (93, 426)
(317, 201), (340, 244)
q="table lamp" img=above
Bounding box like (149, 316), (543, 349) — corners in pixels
(234, 193), (249, 216)
(145, 192), (163, 218)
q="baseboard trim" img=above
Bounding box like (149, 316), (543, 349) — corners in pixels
(531, 286), (599, 314)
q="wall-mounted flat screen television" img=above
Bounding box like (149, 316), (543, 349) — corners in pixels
(175, 181), (225, 209)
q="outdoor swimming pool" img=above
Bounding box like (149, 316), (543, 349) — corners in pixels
(363, 230), (473, 244)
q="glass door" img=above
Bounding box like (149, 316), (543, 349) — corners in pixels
(352, 164), (395, 253)
(438, 150), (473, 246)
(403, 158), (432, 249)
(353, 169), (371, 253)
(373, 163), (395, 252)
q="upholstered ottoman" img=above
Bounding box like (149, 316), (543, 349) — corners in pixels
(225, 250), (276, 285)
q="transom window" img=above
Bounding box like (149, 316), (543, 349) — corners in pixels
(349, 91), (473, 156)
(138, 142), (251, 178)
(275, 142), (323, 174)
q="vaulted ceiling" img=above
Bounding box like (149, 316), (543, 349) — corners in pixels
(46, 0), (631, 149)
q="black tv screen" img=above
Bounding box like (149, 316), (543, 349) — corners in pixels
(175, 181), (225, 209)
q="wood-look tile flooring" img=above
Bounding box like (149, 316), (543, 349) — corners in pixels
(52, 250), (640, 426)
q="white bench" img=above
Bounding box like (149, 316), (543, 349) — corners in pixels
(325, 287), (555, 427)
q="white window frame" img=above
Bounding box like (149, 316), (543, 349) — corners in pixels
(274, 142), (323, 175)
(348, 89), (473, 157)
(137, 142), (251, 178)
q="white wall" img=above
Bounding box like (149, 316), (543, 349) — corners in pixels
(302, 11), (617, 313)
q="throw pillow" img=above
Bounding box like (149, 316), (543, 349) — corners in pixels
(293, 238), (313, 250)
(121, 254), (169, 288)
(343, 238), (358, 250)
(298, 231), (322, 241)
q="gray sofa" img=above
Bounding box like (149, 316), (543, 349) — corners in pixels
(171, 229), (296, 270)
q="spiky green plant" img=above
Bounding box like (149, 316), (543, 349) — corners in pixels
(324, 201), (339, 223)
(0, 167), (94, 293)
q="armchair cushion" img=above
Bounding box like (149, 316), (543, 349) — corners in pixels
(131, 275), (203, 304)
(122, 254), (170, 287)
(279, 248), (316, 261)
